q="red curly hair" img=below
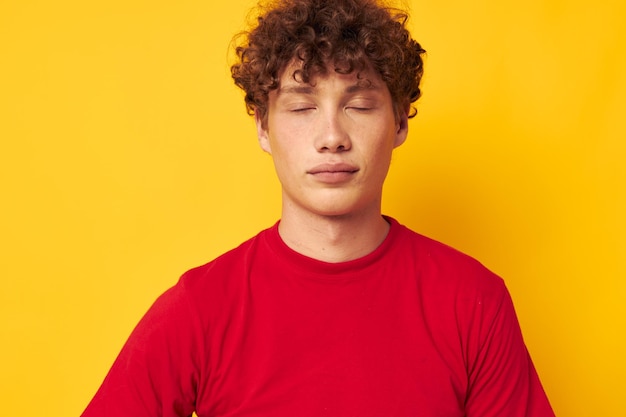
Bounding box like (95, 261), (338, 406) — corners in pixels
(231, 0), (426, 124)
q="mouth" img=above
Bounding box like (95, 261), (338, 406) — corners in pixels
(307, 163), (359, 175)
(307, 163), (359, 184)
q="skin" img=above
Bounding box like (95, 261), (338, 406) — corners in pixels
(255, 61), (409, 262)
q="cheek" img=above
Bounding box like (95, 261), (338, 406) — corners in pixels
(362, 133), (396, 173)
(269, 144), (299, 178)
(367, 129), (397, 155)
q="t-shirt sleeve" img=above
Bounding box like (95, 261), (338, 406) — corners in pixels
(464, 281), (555, 417)
(81, 277), (203, 417)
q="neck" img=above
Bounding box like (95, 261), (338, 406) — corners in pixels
(278, 204), (390, 263)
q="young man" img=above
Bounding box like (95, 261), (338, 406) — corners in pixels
(82, 0), (555, 415)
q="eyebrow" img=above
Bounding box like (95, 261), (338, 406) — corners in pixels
(277, 81), (382, 96)
(277, 85), (315, 96)
(346, 82), (381, 94)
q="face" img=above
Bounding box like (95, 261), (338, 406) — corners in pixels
(256, 63), (409, 219)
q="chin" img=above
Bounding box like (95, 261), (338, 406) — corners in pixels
(285, 188), (377, 219)
(308, 200), (371, 219)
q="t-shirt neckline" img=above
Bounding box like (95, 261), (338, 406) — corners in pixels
(262, 215), (401, 278)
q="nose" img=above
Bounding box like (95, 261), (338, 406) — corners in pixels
(315, 111), (352, 153)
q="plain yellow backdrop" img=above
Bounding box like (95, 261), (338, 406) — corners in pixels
(1, 0), (624, 415)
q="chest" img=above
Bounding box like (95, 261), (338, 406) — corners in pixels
(196, 271), (468, 417)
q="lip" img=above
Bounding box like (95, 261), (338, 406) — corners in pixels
(307, 163), (359, 184)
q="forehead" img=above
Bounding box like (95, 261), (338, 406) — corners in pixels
(276, 60), (385, 91)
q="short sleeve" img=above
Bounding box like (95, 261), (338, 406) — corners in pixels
(465, 285), (555, 417)
(81, 278), (203, 417)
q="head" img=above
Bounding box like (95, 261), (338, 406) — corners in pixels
(231, 0), (426, 128)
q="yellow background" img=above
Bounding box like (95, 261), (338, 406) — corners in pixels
(1, 0), (624, 415)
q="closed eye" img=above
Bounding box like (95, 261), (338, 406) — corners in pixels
(347, 106), (374, 112)
(287, 103), (317, 112)
(346, 99), (376, 112)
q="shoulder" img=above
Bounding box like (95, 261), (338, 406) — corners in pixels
(389, 217), (507, 301)
(390, 220), (518, 351)
(171, 224), (275, 303)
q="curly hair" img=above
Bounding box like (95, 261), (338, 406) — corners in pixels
(231, 0), (426, 124)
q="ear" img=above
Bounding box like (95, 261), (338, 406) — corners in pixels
(393, 112), (409, 148)
(255, 112), (272, 154)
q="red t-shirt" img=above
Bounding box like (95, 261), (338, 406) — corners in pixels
(82, 217), (555, 416)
